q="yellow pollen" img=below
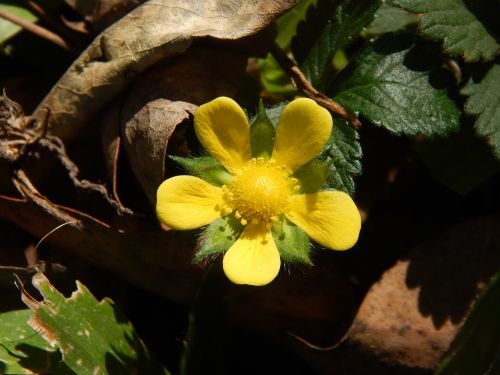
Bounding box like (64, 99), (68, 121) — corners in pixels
(224, 159), (295, 224)
(294, 185), (301, 191)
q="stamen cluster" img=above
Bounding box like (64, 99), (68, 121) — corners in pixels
(222, 158), (300, 228)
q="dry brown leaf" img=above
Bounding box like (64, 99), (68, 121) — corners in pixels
(65, 0), (145, 31)
(35, 0), (298, 140)
(119, 47), (248, 206)
(122, 99), (195, 206)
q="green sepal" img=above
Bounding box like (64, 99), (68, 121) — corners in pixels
(171, 155), (232, 186)
(262, 102), (287, 128)
(293, 159), (329, 193)
(272, 218), (312, 265)
(250, 101), (275, 159)
(195, 216), (242, 262)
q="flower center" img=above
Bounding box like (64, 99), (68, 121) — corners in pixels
(223, 158), (300, 227)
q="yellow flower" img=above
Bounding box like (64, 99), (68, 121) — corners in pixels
(156, 97), (361, 286)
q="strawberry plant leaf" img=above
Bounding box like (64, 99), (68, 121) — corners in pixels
(292, 0), (381, 90)
(392, 0), (500, 62)
(462, 63), (500, 159)
(330, 33), (460, 136)
(20, 272), (169, 375)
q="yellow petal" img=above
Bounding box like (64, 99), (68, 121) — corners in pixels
(272, 98), (332, 173)
(156, 175), (225, 230)
(223, 224), (281, 286)
(285, 191), (361, 251)
(194, 97), (252, 173)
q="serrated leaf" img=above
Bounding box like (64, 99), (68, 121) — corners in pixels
(319, 119), (362, 196)
(171, 155), (232, 186)
(435, 270), (500, 375)
(195, 217), (242, 262)
(272, 218), (312, 264)
(0, 309), (72, 374)
(462, 63), (500, 159)
(392, 0), (500, 62)
(366, 3), (418, 36)
(0, 2), (37, 45)
(292, 0), (382, 90)
(275, 0), (316, 48)
(20, 272), (169, 375)
(330, 33), (460, 136)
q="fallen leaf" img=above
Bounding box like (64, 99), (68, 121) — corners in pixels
(34, 0), (298, 140)
(120, 47), (248, 206)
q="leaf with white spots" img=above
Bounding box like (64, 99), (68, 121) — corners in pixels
(0, 309), (72, 374)
(20, 272), (169, 375)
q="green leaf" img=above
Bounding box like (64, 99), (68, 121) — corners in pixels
(171, 155), (232, 186)
(250, 101), (276, 159)
(366, 3), (418, 36)
(20, 272), (169, 375)
(330, 33), (460, 136)
(292, 0), (382, 90)
(462, 63), (500, 159)
(0, 2), (37, 45)
(319, 119), (362, 196)
(180, 267), (228, 375)
(272, 218), (312, 264)
(258, 54), (297, 95)
(275, 0), (316, 49)
(0, 309), (72, 374)
(195, 216), (242, 262)
(392, 0), (500, 62)
(435, 270), (500, 375)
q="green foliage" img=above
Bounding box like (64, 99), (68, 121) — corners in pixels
(392, 0), (500, 62)
(0, 2), (37, 45)
(366, 3), (418, 36)
(195, 217), (242, 261)
(21, 272), (168, 375)
(0, 309), (72, 374)
(250, 102), (276, 159)
(275, 0), (316, 49)
(319, 119), (362, 196)
(272, 218), (312, 264)
(330, 33), (460, 136)
(435, 271), (500, 375)
(258, 55), (297, 95)
(462, 63), (500, 159)
(292, 0), (382, 90)
(171, 155), (232, 186)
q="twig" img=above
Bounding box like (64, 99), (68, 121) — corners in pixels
(25, 0), (83, 48)
(271, 43), (361, 129)
(0, 9), (72, 52)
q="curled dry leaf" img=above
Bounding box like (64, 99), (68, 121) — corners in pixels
(35, 0), (298, 140)
(65, 0), (146, 31)
(122, 99), (196, 206)
(120, 47), (248, 206)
